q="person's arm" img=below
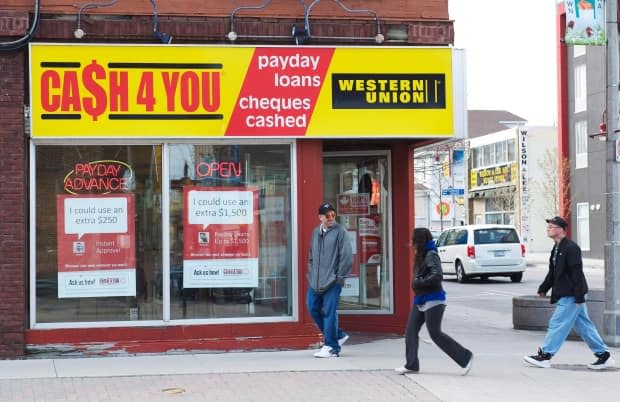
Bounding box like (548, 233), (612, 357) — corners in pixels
(537, 270), (553, 296)
(307, 229), (316, 276)
(335, 228), (353, 284)
(566, 243), (587, 304)
(537, 249), (555, 296)
(414, 251), (442, 288)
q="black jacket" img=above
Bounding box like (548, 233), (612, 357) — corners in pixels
(538, 237), (589, 304)
(412, 250), (444, 295)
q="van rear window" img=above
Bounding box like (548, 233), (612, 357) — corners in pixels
(474, 229), (519, 244)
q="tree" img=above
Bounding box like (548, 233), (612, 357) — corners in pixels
(530, 150), (572, 219)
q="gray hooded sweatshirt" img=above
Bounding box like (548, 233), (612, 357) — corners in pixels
(307, 222), (353, 294)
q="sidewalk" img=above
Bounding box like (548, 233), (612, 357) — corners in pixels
(0, 300), (617, 401)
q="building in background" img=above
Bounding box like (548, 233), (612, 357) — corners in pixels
(557, 2), (606, 259)
(415, 110), (557, 253)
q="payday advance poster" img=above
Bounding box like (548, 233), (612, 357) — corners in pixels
(182, 186), (259, 288)
(56, 193), (136, 298)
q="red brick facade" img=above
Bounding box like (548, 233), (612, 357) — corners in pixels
(0, 50), (26, 358)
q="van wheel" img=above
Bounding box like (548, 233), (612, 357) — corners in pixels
(456, 262), (468, 283)
(510, 273), (523, 283)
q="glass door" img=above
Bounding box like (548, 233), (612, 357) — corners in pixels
(323, 152), (391, 312)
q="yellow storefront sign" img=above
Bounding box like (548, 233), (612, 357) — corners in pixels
(29, 44), (462, 138)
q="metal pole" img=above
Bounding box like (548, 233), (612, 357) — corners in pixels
(438, 160), (443, 231)
(603, 0), (620, 346)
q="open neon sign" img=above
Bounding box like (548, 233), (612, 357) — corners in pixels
(196, 161), (243, 178)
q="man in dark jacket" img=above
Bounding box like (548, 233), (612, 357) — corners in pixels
(307, 202), (352, 358)
(524, 216), (615, 370)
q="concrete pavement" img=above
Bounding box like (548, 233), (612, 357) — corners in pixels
(0, 293), (618, 401)
(0, 256), (612, 401)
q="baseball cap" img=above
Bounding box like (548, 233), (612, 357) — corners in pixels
(546, 216), (568, 229)
(318, 202), (336, 215)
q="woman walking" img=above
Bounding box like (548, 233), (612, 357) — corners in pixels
(395, 227), (474, 375)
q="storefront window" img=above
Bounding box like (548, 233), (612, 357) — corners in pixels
(323, 152), (391, 312)
(34, 145), (163, 323)
(484, 196), (515, 225)
(168, 144), (293, 319)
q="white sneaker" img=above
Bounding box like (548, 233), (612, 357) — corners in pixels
(313, 345), (339, 358)
(338, 334), (350, 347)
(461, 354), (474, 376)
(394, 367), (417, 375)
(588, 351), (615, 370)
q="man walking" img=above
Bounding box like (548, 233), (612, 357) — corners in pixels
(524, 216), (615, 370)
(307, 202), (352, 358)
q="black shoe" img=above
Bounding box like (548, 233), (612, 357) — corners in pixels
(523, 348), (552, 368)
(588, 351), (615, 370)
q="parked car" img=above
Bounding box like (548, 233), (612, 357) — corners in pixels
(435, 224), (525, 283)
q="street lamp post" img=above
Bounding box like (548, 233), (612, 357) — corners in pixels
(603, 0), (620, 346)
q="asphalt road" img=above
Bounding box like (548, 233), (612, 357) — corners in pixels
(442, 263), (605, 318)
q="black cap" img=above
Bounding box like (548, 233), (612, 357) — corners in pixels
(546, 216), (568, 229)
(318, 202), (336, 215)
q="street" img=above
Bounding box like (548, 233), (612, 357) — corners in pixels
(443, 262), (604, 318)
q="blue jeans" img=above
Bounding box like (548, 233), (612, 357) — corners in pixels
(541, 296), (607, 356)
(307, 284), (346, 353)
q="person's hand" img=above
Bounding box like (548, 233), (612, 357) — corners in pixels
(538, 292), (546, 298)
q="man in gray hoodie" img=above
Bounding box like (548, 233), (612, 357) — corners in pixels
(307, 202), (353, 358)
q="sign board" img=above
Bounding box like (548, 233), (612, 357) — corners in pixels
(29, 44), (464, 138)
(56, 194), (136, 298)
(564, 0), (606, 46)
(441, 188), (464, 196)
(182, 186), (259, 288)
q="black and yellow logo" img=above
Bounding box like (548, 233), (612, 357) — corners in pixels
(332, 73), (445, 109)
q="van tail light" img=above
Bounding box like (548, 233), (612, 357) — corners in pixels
(467, 245), (476, 258)
(521, 244), (526, 257)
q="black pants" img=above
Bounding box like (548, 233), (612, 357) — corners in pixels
(404, 303), (472, 371)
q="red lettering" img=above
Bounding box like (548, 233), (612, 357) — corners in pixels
(40, 70), (60, 112)
(109, 71), (129, 112)
(180, 72), (199, 112)
(74, 163), (90, 177)
(162, 72), (179, 111)
(82, 60), (107, 121)
(195, 161), (243, 177)
(136, 72), (156, 111)
(64, 161), (132, 195)
(61, 71), (81, 112)
(202, 72), (220, 112)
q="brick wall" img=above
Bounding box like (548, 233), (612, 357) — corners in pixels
(0, 50), (26, 358)
(5, 0), (449, 20)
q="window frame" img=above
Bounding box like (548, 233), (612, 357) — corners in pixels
(575, 119), (588, 169)
(30, 139), (299, 329)
(576, 202), (591, 251)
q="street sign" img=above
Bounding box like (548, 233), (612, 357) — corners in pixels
(441, 188), (465, 196)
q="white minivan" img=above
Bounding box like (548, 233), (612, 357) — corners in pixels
(435, 224), (526, 283)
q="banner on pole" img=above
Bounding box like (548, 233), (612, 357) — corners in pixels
(565, 0), (606, 46)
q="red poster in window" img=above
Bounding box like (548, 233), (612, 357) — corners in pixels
(359, 214), (382, 264)
(56, 194), (136, 298)
(182, 186), (260, 288)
